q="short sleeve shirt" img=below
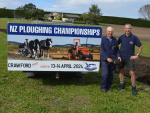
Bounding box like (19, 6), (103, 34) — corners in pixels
(76, 44), (81, 49)
(118, 33), (142, 59)
(24, 41), (29, 48)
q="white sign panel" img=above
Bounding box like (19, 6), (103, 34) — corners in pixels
(8, 60), (100, 72)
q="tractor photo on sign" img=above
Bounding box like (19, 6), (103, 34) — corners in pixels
(68, 38), (93, 60)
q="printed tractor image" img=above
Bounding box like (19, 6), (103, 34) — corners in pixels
(68, 39), (93, 60)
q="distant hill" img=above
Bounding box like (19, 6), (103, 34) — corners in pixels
(53, 44), (100, 47)
(8, 41), (23, 45)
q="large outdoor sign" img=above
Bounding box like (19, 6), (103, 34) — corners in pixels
(7, 23), (102, 72)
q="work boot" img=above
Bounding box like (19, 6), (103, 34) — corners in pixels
(117, 83), (125, 91)
(101, 89), (107, 93)
(132, 86), (137, 95)
(108, 88), (113, 92)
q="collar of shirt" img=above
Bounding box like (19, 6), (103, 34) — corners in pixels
(124, 33), (133, 37)
(106, 35), (112, 43)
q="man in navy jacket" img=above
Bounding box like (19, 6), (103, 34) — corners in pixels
(117, 24), (143, 95)
(100, 27), (121, 93)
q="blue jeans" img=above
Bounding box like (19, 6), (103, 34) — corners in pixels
(25, 47), (29, 54)
(101, 60), (116, 89)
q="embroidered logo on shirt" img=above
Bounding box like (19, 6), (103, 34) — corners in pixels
(130, 41), (133, 44)
(112, 46), (115, 49)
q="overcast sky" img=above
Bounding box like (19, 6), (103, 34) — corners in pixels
(1, 0), (150, 19)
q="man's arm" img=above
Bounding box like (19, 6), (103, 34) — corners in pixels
(116, 41), (122, 62)
(130, 45), (143, 60)
(118, 36), (121, 45)
(130, 36), (143, 60)
(24, 41), (27, 48)
(100, 39), (108, 60)
(100, 39), (113, 63)
(137, 45), (143, 55)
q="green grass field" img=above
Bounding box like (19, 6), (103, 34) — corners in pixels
(0, 18), (32, 29)
(0, 18), (150, 112)
(0, 18), (107, 29)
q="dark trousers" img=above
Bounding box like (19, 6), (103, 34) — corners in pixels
(101, 60), (116, 89)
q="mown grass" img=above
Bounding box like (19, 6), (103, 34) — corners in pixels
(135, 42), (150, 57)
(1, 30), (150, 112)
(0, 18), (107, 29)
(39, 23), (107, 28)
(0, 18), (32, 29)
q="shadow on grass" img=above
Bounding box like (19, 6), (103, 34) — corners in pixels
(30, 71), (131, 89)
(31, 71), (102, 86)
(23, 70), (150, 94)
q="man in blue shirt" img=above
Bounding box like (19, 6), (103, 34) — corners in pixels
(117, 24), (143, 95)
(100, 27), (121, 93)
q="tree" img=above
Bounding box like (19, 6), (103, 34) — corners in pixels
(16, 3), (36, 10)
(16, 3), (44, 19)
(16, 6), (24, 10)
(138, 4), (150, 21)
(82, 12), (88, 22)
(25, 9), (44, 19)
(55, 14), (61, 20)
(85, 4), (102, 25)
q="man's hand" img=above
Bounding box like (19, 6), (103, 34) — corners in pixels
(107, 58), (113, 63)
(118, 57), (122, 62)
(130, 55), (138, 60)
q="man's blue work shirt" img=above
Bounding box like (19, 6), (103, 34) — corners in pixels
(118, 33), (142, 59)
(100, 35), (120, 61)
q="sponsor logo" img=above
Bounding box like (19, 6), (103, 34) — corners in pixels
(32, 62), (38, 66)
(112, 46), (115, 49)
(84, 62), (97, 71)
(130, 41), (133, 44)
(8, 63), (31, 68)
(40, 65), (50, 68)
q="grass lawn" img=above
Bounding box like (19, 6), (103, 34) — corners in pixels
(0, 18), (32, 29)
(0, 18), (107, 30)
(135, 42), (150, 57)
(1, 30), (150, 112)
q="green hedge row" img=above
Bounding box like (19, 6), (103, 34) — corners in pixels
(1, 9), (150, 28)
(15, 10), (26, 17)
(0, 9), (26, 18)
(0, 9), (14, 18)
(100, 16), (150, 28)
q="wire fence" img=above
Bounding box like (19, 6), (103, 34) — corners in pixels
(22, 18), (74, 25)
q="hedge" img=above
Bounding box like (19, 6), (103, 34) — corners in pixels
(0, 9), (14, 18)
(0, 9), (150, 28)
(100, 16), (150, 28)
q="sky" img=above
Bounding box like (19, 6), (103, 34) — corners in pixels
(0, 0), (150, 19)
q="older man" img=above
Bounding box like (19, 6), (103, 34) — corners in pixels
(117, 24), (143, 95)
(100, 27), (121, 93)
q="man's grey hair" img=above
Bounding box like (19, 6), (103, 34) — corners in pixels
(125, 23), (132, 29)
(107, 26), (114, 32)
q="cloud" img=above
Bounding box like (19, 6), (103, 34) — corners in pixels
(0, 0), (34, 9)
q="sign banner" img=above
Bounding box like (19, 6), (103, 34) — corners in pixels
(8, 60), (100, 72)
(7, 23), (102, 38)
(7, 23), (102, 72)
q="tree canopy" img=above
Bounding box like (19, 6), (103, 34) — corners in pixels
(16, 3), (44, 20)
(82, 4), (102, 25)
(16, 3), (36, 10)
(138, 4), (150, 21)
